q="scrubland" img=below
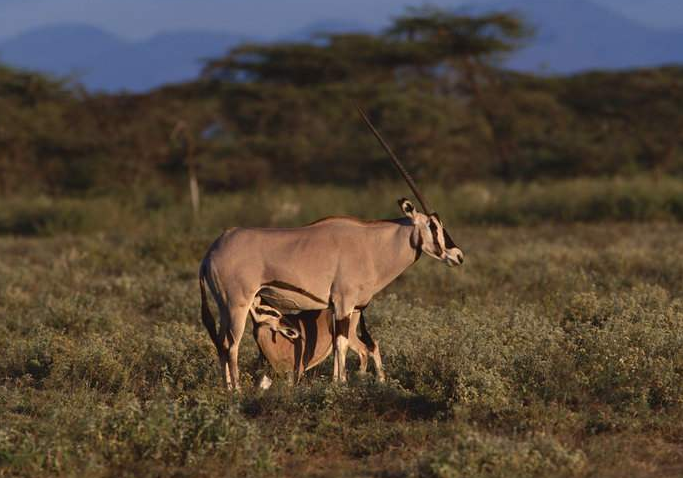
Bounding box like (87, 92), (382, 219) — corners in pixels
(2, 179), (683, 477)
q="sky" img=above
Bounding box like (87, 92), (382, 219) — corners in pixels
(0, 0), (682, 41)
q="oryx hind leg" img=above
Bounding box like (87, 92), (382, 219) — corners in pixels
(215, 299), (234, 389)
(202, 265), (233, 389)
(224, 301), (251, 390)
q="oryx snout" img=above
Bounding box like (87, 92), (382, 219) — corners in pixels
(445, 247), (464, 267)
(279, 325), (301, 340)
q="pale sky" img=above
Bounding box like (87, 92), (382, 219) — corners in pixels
(0, 0), (681, 42)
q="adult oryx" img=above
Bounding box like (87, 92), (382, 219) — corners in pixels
(199, 107), (464, 390)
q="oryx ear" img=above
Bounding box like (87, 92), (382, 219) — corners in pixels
(398, 198), (416, 219)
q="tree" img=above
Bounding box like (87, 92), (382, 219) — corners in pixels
(388, 7), (531, 180)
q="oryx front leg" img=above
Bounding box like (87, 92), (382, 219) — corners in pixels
(348, 311), (369, 374)
(358, 310), (385, 382)
(332, 297), (355, 383)
(348, 310), (385, 382)
(334, 317), (350, 383)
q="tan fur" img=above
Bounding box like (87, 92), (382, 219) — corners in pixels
(199, 202), (463, 390)
(253, 309), (385, 383)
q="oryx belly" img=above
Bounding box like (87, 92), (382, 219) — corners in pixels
(259, 283), (328, 314)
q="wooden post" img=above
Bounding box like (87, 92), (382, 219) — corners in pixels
(172, 121), (200, 219)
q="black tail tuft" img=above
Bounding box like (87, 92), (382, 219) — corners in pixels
(199, 262), (219, 349)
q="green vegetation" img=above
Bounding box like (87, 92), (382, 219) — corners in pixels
(2, 8), (683, 195)
(2, 189), (683, 477)
(3, 6), (683, 477)
(4, 176), (683, 238)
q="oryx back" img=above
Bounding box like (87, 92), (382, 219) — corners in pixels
(205, 218), (412, 310)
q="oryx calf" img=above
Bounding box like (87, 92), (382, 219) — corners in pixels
(252, 305), (384, 386)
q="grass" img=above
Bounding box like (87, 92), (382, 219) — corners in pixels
(6, 175), (683, 238)
(2, 183), (683, 477)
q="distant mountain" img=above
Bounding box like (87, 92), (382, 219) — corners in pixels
(83, 30), (245, 91)
(0, 24), (244, 92)
(0, 24), (125, 79)
(280, 19), (371, 41)
(0, 20), (371, 92)
(461, 0), (683, 73)
(1, 1), (682, 92)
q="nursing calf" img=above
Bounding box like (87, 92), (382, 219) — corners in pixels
(252, 304), (385, 387)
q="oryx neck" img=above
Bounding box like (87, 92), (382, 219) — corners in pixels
(365, 219), (420, 294)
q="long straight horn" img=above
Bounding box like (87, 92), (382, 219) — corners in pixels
(356, 105), (434, 214)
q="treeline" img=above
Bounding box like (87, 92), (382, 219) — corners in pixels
(1, 7), (683, 196)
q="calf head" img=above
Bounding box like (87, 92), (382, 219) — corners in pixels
(253, 304), (300, 340)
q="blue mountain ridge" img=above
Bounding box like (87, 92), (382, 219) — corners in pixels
(460, 0), (683, 73)
(0, 24), (245, 91)
(0, 0), (681, 92)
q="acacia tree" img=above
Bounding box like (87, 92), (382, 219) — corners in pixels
(202, 8), (529, 184)
(388, 7), (530, 180)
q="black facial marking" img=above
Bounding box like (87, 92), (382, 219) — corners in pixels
(443, 229), (457, 249)
(413, 231), (423, 262)
(255, 307), (281, 318)
(430, 213), (457, 250)
(428, 219), (443, 256)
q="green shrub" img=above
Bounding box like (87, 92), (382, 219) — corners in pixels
(418, 431), (587, 478)
(0, 326), (55, 383)
(2, 220), (683, 477)
(7, 177), (683, 239)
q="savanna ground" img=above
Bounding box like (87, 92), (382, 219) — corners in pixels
(2, 178), (683, 477)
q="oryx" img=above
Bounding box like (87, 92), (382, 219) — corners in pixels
(199, 107), (464, 389)
(252, 305), (384, 387)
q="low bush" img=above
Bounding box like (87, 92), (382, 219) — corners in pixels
(5, 176), (683, 238)
(2, 221), (683, 476)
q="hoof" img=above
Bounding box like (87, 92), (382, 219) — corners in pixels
(258, 375), (273, 390)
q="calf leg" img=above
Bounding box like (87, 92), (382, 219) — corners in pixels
(255, 339), (273, 390)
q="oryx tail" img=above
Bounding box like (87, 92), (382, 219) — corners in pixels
(199, 262), (219, 350)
